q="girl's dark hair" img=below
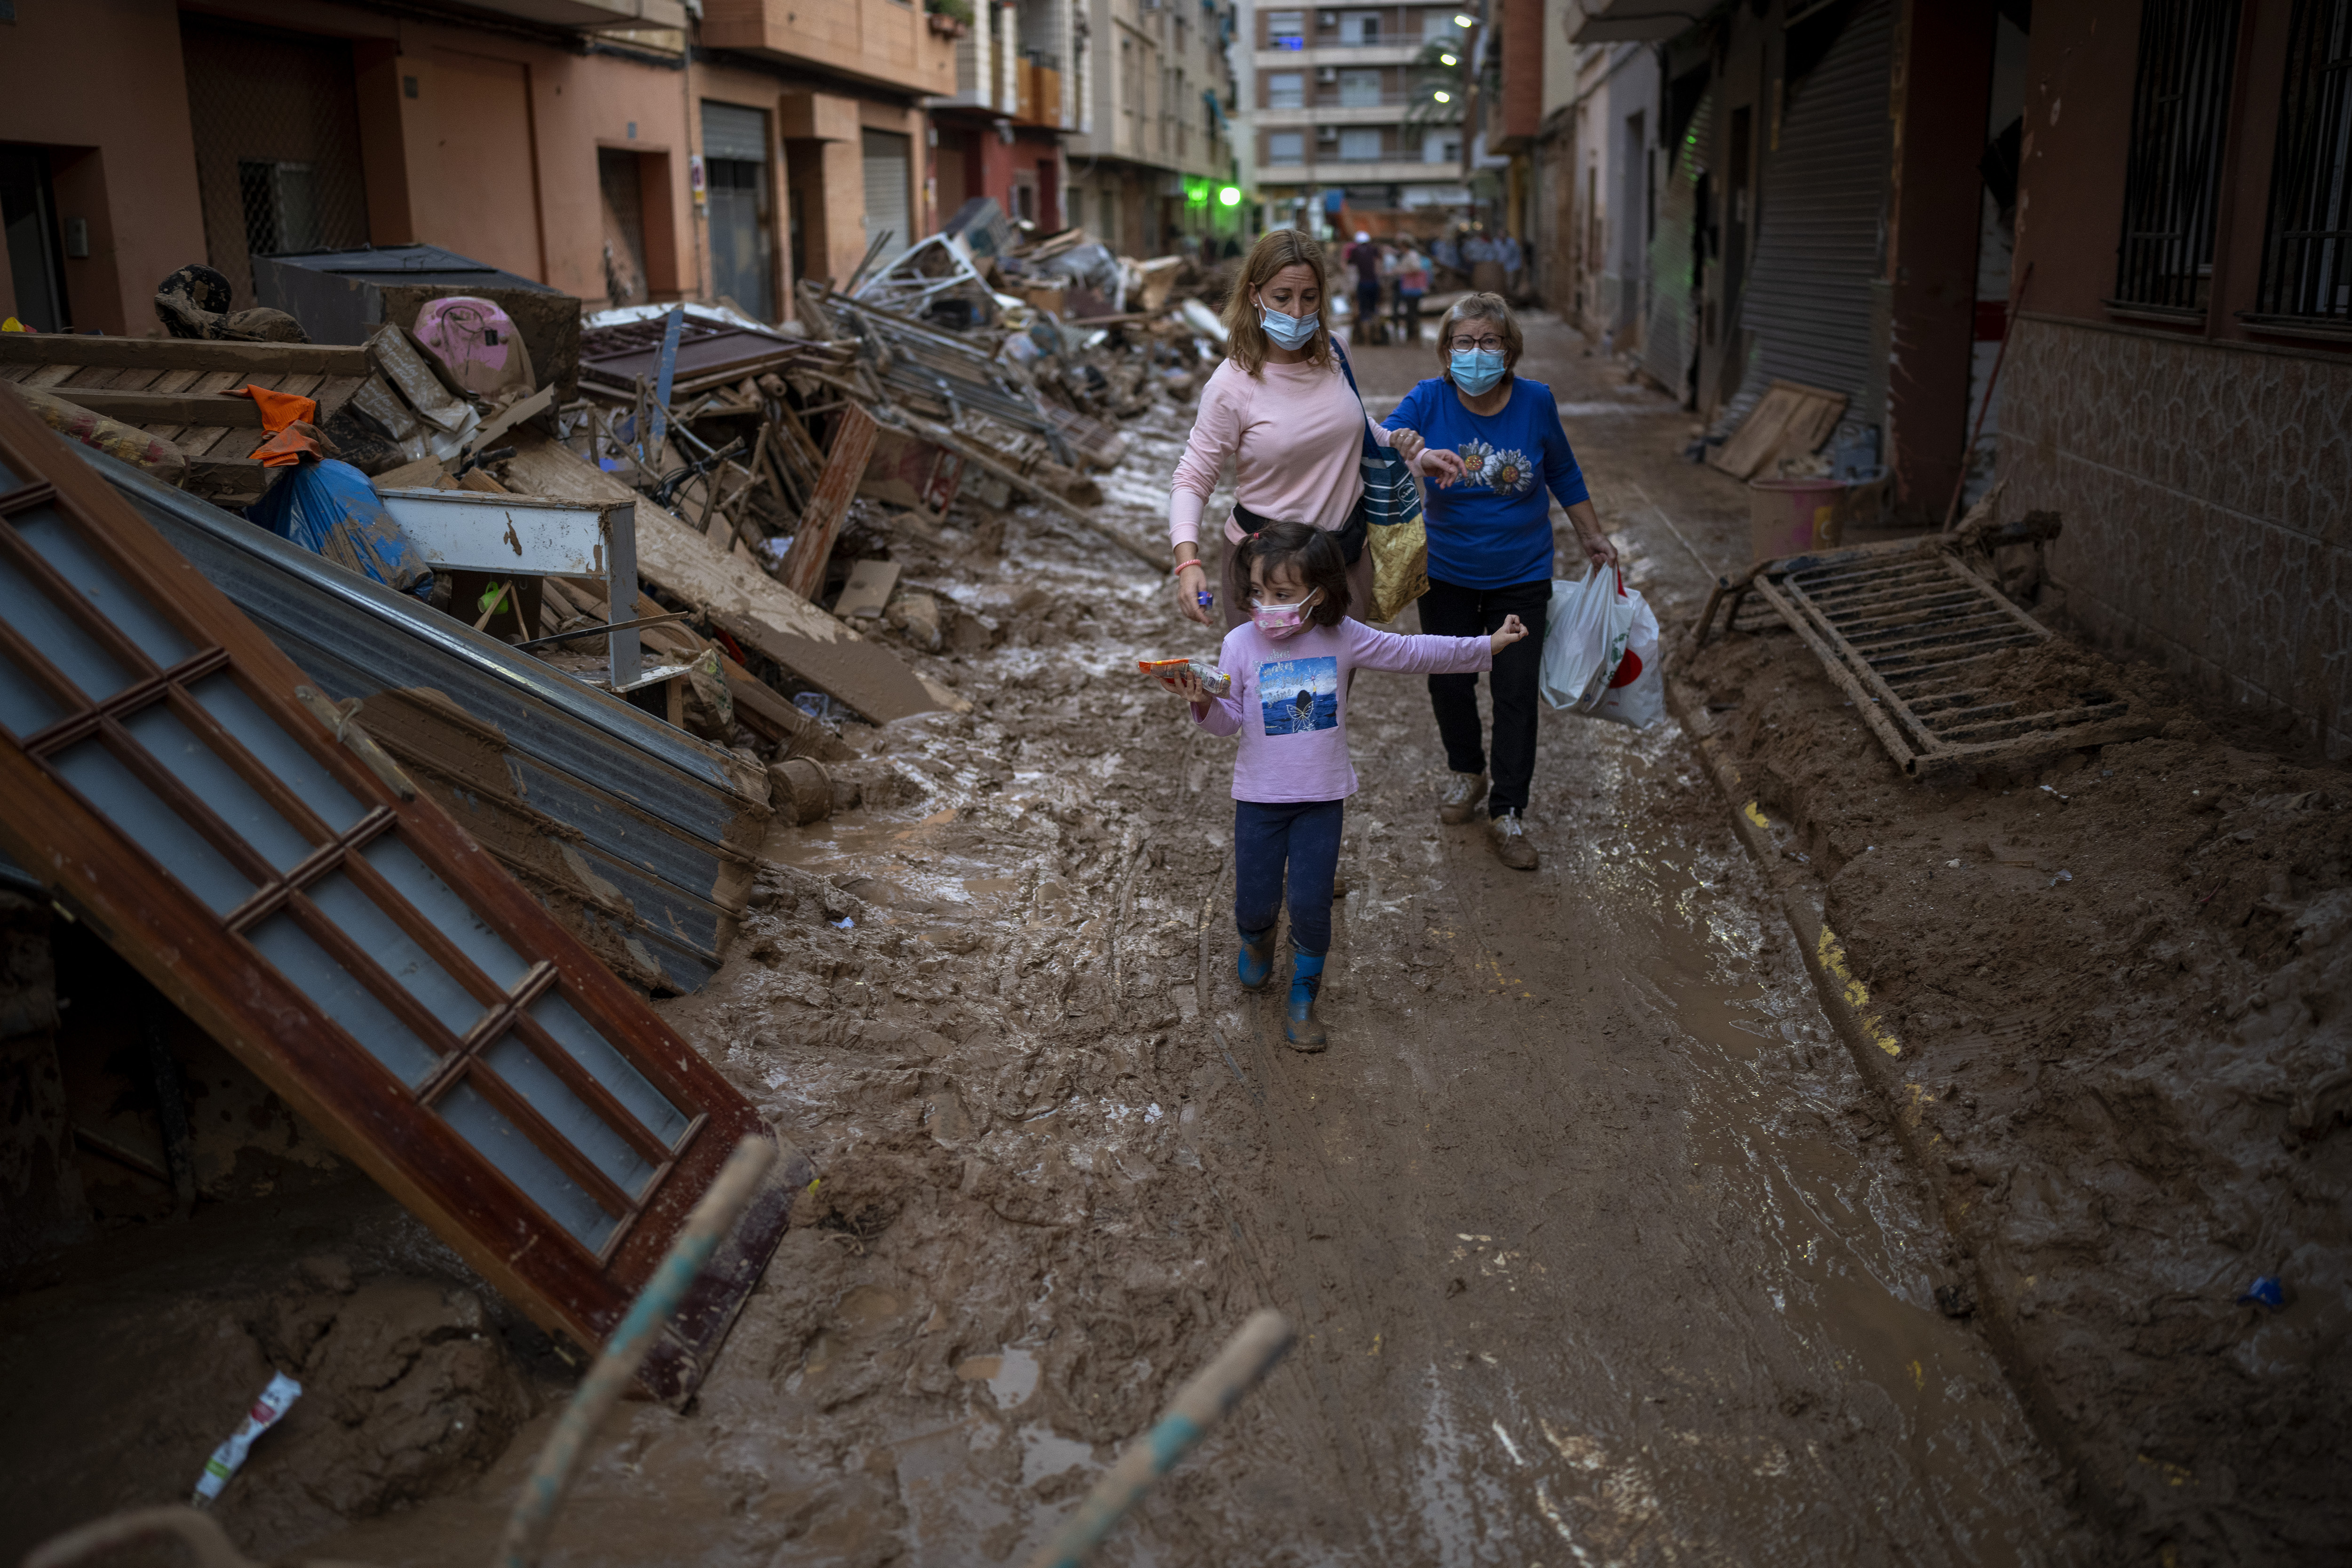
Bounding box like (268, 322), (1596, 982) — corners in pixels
(1234, 519), (1351, 627)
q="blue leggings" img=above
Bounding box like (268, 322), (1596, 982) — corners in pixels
(1234, 798), (1344, 956)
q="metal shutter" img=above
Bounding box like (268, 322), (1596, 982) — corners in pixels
(1642, 88), (1711, 402)
(1724, 0), (1894, 422)
(700, 102), (769, 162)
(861, 129), (914, 265)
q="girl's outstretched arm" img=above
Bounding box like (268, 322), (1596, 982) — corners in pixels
(1161, 669), (1243, 735)
(1344, 621), (1495, 677)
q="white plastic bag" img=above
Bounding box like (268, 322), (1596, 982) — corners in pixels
(1586, 590), (1663, 728)
(1539, 565), (1636, 710)
(1537, 565), (1663, 728)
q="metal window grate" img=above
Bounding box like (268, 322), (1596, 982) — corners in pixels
(2254, 0), (2352, 322)
(2113, 0), (2243, 313)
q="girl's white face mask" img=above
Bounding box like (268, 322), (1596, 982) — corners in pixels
(1247, 590), (1319, 639)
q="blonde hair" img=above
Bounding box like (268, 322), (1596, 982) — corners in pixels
(1437, 292), (1524, 380)
(1220, 229), (1334, 378)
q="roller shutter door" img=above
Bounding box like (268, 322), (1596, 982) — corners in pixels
(1643, 88), (1711, 403)
(1724, 0), (1893, 422)
(861, 129), (914, 266)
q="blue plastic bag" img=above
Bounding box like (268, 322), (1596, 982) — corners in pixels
(248, 461), (434, 599)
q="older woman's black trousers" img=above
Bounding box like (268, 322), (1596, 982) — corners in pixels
(1418, 576), (1552, 817)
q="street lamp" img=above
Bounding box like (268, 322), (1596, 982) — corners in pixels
(1432, 90), (1451, 103)
(1453, 12), (1475, 27)
(1439, 51), (1457, 64)
(1218, 185), (1242, 207)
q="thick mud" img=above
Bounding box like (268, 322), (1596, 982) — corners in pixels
(6, 319), (2132, 1567)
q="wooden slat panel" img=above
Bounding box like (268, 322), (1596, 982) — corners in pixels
(56, 391), (267, 426)
(778, 403), (877, 600)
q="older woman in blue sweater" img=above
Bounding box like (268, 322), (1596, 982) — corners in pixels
(1385, 293), (1619, 871)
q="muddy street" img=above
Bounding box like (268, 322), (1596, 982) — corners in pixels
(165, 317), (2084, 1568)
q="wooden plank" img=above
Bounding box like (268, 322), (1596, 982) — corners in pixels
(779, 403), (878, 601)
(0, 334), (371, 376)
(831, 557), (899, 620)
(50, 390), (267, 426)
(1710, 386), (1802, 479)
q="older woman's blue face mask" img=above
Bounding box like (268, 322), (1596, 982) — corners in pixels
(1447, 324), (1509, 395)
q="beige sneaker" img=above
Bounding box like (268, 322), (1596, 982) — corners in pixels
(1488, 809), (1538, 870)
(1438, 771), (1488, 824)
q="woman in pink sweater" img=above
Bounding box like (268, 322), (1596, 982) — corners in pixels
(1168, 230), (1458, 628)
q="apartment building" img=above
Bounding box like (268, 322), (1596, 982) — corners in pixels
(1241, 0), (1477, 232)
(929, 0), (1083, 231)
(0, 0), (952, 334)
(1066, 0), (1245, 256)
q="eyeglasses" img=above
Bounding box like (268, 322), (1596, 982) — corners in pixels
(1449, 335), (1507, 352)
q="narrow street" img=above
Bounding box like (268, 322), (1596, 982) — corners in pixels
(230, 316), (2094, 1568)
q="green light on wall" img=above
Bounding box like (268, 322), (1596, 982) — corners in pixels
(1218, 185), (1243, 207)
(1185, 178), (1211, 207)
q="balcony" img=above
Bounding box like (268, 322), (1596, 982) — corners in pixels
(700, 0), (957, 96)
(451, 0), (687, 23)
(1255, 98), (1431, 127)
(1015, 60), (1064, 127)
(1255, 159), (1462, 185)
(1255, 42), (1424, 68)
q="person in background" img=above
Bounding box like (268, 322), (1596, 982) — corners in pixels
(1433, 227), (1462, 279)
(1462, 227), (1504, 296)
(1383, 292), (1620, 871)
(1498, 231), (1526, 298)
(1393, 239), (1430, 344)
(1346, 231), (1384, 339)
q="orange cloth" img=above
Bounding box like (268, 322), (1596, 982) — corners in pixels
(234, 384), (324, 467)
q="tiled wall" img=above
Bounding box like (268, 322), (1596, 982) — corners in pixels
(1999, 316), (2352, 757)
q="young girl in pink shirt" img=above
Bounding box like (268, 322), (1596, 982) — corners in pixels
(1162, 521), (1527, 1049)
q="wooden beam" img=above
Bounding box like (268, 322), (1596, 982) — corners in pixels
(45, 390), (268, 426)
(0, 335), (372, 377)
(778, 403), (878, 602)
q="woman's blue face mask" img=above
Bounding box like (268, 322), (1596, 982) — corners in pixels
(1256, 294), (1320, 350)
(1450, 349), (1508, 395)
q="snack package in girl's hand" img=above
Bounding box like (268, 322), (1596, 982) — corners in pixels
(1139, 657), (1232, 697)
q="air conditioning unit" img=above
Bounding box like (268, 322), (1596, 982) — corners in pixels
(1318, 10), (1337, 25)
(1316, 65), (1338, 82)
(1318, 125), (1339, 141)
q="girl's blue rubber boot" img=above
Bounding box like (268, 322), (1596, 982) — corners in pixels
(1237, 925), (1277, 990)
(1285, 953), (1327, 1051)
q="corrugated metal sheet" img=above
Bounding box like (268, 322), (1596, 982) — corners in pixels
(1643, 88), (1711, 401)
(91, 451), (768, 995)
(1724, 0), (1893, 423)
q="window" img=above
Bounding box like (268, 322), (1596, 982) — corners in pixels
(1267, 9), (1304, 46)
(1269, 131), (1306, 163)
(1339, 69), (1383, 107)
(1339, 10), (1381, 44)
(0, 392), (793, 1398)
(2253, 0), (2352, 323)
(1424, 11), (1466, 42)
(2113, 0), (2242, 313)
(1424, 128), (1461, 163)
(1339, 127), (1383, 160)
(1268, 72), (1305, 108)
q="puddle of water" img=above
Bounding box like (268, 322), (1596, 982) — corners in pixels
(954, 1345), (1041, 1410)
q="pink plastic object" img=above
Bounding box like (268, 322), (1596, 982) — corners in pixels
(412, 297), (531, 397)
(1746, 477), (1846, 561)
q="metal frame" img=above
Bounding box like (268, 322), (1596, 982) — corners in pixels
(0, 396), (798, 1398)
(1694, 533), (2160, 782)
(374, 486), (642, 689)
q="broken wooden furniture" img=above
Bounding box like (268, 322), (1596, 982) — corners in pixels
(0, 334), (369, 508)
(98, 448), (771, 995)
(1692, 519), (2154, 783)
(0, 391), (800, 1396)
(578, 310), (816, 402)
(373, 486), (645, 692)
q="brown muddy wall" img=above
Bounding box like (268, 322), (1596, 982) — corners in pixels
(2000, 315), (2352, 758)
